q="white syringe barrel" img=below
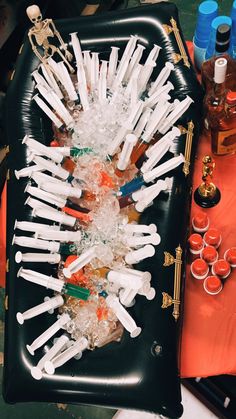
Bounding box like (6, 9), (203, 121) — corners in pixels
(141, 139), (172, 174)
(33, 207), (76, 227)
(26, 313), (70, 355)
(117, 134), (137, 171)
(123, 223), (157, 235)
(57, 61), (78, 101)
(107, 270), (143, 290)
(14, 220), (60, 233)
(14, 164), (43, 180)
(106, 295), (141, 338)
(25, 184), (66, 208)
(107, 46), (119, 86)
(12, 235), (60, 252)
(133, 107), (152, 138)
(63, 246), (97, 278)
(15, 251), (61, 264)
(40, 181), (82, 199)
(119, 288), (137, 307)
(31, 334), (70, 380)
(143, 154), (185, 183)
(125, 245), (155, 265)
(36, 229), (81, 243)
(18, 267), (64, 292)
(145, 44), (161, 65)
(22, 135), (63, 164)
(33, 155), (70, 180)
(145, 126), (181, 158)
(148, 62), (174, 97)
(158, 95), (194, 135)
(16, 295), (64, 325)
(125, 233), (161, 247)
(33, 95), (63, 129)
(44, 337), (88, 374)
(70, 32), (83, 67)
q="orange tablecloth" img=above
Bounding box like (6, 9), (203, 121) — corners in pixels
(180, 133), (236, 378)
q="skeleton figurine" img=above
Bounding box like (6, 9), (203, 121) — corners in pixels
(26, 5), (74, 73)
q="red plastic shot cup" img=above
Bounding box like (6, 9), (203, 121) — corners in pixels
(212, 259), (231, 279)
(191, 258), (209, 280)
(203, 275), (223, 295)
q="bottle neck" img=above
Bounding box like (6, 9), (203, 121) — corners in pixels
(213, 81), (225, 96)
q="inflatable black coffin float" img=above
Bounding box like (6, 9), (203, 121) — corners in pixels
(3, 3), (203, 418)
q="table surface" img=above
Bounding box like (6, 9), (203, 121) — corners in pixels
(180, 132), (236, 378)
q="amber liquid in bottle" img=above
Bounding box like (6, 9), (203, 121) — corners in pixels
(210, 91), (236, 155)
(204, 76), (227, 132)
(204, 57), (231, 155)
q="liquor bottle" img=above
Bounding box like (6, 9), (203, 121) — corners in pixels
(201, 24), (236, 92)
(203, 57), (228, 132)
(210, 90), (236, 155)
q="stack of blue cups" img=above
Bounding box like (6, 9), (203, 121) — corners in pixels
(231, 0), (236, 58)
(205, 15), (232, 60)
(193, 0), (218, 70)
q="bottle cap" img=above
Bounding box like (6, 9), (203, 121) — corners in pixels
(192, 211), (209, 233)
(214, 57), (227, 84)
(212, 259), (231, 278)
(201, 245), (218, 265)
(216, 23), (231, 52)
(205, 16), (232, 59)
(203, 228), (221, 248)
(224, 247), (236, 267)
(203, 275), (223, 295)
(226, 91), (236, 105)
(188, 233), (204, 254)
(190, 258), (209, 280)
(216, 23), (231, 43)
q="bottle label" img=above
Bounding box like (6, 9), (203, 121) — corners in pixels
(216, 127), (236, 154)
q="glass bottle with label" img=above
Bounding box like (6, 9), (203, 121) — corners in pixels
(204, 57), (228, 133)
(211, 91), (236, 155)
(202, 23), (236, 92)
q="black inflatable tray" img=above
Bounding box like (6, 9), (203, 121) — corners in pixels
(3, 4), (203, 418)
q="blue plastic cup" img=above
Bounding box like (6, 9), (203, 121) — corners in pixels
(230, 0), (236, 58)
(205, 16), (232, 60)
(193, 1), (218, 70)
(194, 1), (219, 48)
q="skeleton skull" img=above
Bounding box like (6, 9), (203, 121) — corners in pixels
(26, 5), (42, 26)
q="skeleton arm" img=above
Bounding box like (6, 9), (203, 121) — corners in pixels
(50, 20), (65, 48)
(28, 31), (45, 63)
(49, 20), (72, 61)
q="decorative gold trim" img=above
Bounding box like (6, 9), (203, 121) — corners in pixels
(178, 121), (194, 176)
(162, 245), (182, 321)
(162, 18), (190, 68)
(163, 251), (175, 266)
(6, 169), (10, 181)
(162, 292), (173, 308)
